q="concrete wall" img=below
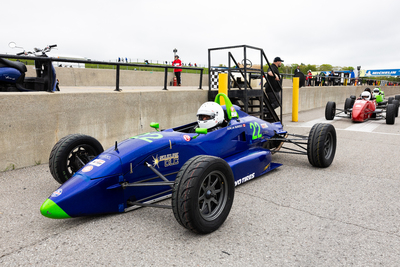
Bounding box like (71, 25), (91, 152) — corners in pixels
(0, 90), (208, 171)
(1, 84), (399, 171)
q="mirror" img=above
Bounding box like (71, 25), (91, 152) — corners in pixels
(9, 42), (16, 48)
(150, 122), (160, 131)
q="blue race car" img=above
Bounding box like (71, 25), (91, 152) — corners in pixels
(41, 93), (336, 234)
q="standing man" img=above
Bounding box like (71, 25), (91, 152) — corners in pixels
(172, 55), (182, 86)
(265, 57), (284, 109)
(294, 66), (300, 75)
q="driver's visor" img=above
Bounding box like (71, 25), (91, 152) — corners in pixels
(198, 114), (215, 120)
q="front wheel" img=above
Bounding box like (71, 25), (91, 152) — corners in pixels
(325, 101), (336, 120)
(307, 123), (337, 168)
(172, 155), (235, 234)
(49, 134), (104, 184)
(344, 98), (353, 114)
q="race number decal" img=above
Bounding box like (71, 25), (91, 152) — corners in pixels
(130, 132), (163, 143)
(249, 122), (262, 140)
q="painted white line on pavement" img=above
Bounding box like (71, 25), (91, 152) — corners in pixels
(344, 121), (381, 132)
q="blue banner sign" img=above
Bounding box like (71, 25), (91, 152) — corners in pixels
(361, 69), (400, 77)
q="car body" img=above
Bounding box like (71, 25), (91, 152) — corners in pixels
(41, 93), (337, 233)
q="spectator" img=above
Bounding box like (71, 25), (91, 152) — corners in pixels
(294, 66), (300, 75)
(329, 70), (336, 86)
(306, 70), (312, 86)
(172, 55), (182, 86)
(264, 57), (284, 109)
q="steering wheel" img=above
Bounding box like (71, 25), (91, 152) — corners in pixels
(241, 59), (252, 68)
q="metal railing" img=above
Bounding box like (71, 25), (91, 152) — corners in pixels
(0, 54), (204, 92)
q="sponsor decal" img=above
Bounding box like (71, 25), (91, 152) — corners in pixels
(99, 154), (111, 160)
(82, 165), (93, 172)
(51, 189), (63, 198)
(234, 172), (255, 186)
(227, 124), (244, 130)
(183, 135), (191, 141)
(152, 152), (179, 168)
(89, 159), (105, 167)
(230, 106), (238, 117)
(263, 163), (270, 171)
(261, 123), (268, 129)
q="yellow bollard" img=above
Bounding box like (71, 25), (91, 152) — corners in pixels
(292, 77), (299, 122)
(218, 73), (228, 105)
(344, 78), (348, 86)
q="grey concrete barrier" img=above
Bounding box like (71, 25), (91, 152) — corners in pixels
(1, 85), (399, 171)
(0, 90), (208, 171)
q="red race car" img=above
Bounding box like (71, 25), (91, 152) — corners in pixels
(325, 91), (399, 124)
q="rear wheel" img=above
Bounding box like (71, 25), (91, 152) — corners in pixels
(388, 97), (394, 104)
(307, 123), (337, 168)
(325, 101), (336, 120)
(395, 95), (400, 101)
(386, 104), (396, 125)
(49, 134), (104, 184)
(172, 155), (235, 234)
(392, 100), (399, 117)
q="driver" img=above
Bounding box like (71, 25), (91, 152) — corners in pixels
(360, 91), (371, 101)
(196, 102), (225, 132)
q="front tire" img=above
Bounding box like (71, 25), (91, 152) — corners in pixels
(49, 134), (104, 184)
(325, 101), (336, 120)
(344, 98), (353, 114)
(172, 155), (235, 234)
(307, 123), (337, 168)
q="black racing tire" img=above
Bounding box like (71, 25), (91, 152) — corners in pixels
(386, 104), (395, 125)
(395, 95), (400, 101)
(344, 98), (353, 114)
(392, 100), (399, 117)
(388, 97), (394, 104)
(307, 123), (337, 168)
(172, 155), (235, 234)
(49, 134), (104, 184)
(325, 101), (336, 120)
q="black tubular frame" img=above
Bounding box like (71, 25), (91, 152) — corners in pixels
(207, 45), (282, 123)
(0, 54), (204, 92)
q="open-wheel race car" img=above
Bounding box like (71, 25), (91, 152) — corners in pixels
(325, 91), (400, 124)
(41, 93), (337, 234)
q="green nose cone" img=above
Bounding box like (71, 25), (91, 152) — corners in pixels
(40, 199), (71, 219)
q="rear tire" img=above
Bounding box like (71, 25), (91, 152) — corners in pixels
(388, 97), (394, 104)
(395, 95), (400, 101)
(386, 104), (395, 125)
(49, 134), (104, 184)
(392, 100), (399, 117)
(307, 123), (337, 168)
(172, 155), (235, 234)
(325, 101), (336, 120)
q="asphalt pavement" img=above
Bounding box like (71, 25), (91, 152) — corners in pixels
(1, 106), (400, 266)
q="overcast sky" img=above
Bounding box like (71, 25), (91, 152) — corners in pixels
(2, 0), (399, 70)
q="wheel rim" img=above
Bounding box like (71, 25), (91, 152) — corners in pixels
(67, 144), (98, 176)
(198, 170), (228, 221)
(323, 132), (333, 159)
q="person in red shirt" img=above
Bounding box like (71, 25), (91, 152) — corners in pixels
(172, 55), (182, 86)
(306, 70), (312, 86)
